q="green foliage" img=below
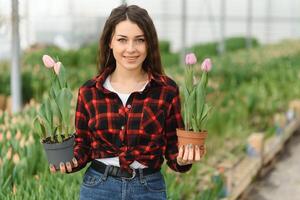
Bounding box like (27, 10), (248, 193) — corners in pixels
(161, 52), (180, 68)
(0, 69), (49, 103)
(189, 36), (260, 61)
(160, 40), (180, 68)
(2, 39), (300, 200)
(0, 72), (10, 96)
(159, 40), (171, 53)
(196, 175), (225, 200)
(23, 42), (99, 69)
(226, 36), (259, 52)
(206, 42), (300, 138)
(23, 45), (78, 68)
(77, 42), (99, 67)
(190, 42), (218, 62)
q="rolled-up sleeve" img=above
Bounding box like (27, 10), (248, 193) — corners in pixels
(164, 86), (192, 173)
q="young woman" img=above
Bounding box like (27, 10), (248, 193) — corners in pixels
(50, 4), (205, 200)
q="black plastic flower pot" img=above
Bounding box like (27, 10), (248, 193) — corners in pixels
(42, 134), (75, 170)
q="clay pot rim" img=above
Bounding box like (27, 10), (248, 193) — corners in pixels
(176, 128), (208, 138)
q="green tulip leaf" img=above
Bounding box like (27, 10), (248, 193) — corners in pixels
(196, 83), (205, 123)
(55, 88), (73, 136)
(33, 116), (46, 139)
(38, 100), (53, 139)
(57, 63), (67, 88)
(191, 117), (198, 132)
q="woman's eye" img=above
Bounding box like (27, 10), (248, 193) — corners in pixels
(118, 38), (126, 42)
(137, 39), (145, 43)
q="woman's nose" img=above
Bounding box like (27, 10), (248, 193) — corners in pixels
(126, 41), (136, 52)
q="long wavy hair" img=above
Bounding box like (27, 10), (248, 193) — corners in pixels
(98, 4), (164, 75)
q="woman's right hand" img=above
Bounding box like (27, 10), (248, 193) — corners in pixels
(49, 157), (78, 173)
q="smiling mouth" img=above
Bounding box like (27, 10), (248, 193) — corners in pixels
(124, 56), (139, 61)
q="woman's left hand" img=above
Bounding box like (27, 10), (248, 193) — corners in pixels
(177, 144), (206, 166)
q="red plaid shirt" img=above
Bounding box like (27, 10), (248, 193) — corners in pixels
(73, 67), (192, 173)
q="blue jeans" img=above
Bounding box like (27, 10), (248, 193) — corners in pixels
(80, 166), (167, 200)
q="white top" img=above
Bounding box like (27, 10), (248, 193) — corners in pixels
(95, 75), (149, 169)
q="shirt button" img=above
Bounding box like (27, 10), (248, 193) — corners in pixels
(127, 104), (131, 109)
(121, 125), (125, 130)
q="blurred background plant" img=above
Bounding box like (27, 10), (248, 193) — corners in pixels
(1, 38), (300, 199)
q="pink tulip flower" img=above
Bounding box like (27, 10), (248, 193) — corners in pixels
(54, 62), (61, 75)
(201, 58), (212, 72)
(42, 55), (55, 68)
(185, 53), (197, 65)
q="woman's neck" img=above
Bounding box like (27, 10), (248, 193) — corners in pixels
(110, 66), (148, 84)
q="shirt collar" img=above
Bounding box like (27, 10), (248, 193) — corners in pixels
(94, 67), (167, 92)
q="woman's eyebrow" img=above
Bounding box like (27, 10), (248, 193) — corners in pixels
(116, 34), (145, 38)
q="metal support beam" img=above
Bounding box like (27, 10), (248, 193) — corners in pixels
(180, 0), (187, 66)
(246, 0), (253, 49)
(265, 0), (272, 43)
(11, 0), (22, 113)
(218, 0), (226, 55)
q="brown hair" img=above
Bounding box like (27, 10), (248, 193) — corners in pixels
(98, 4), (164, 75)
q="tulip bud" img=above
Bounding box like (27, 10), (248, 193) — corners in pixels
(54, 62), (61, 75)
(15, 130), (22, 141)
(20, 137), (26, 148)
(7, 147), (12, 160)
(42, 55), (55, 68)
(6, 130), (11, 140)
(28, 135), (34, 145)
(185, 53), (197, 65)
(13, 153), (20, 164)
(12, 117), (17, 124)
(201, 58), (212, 72)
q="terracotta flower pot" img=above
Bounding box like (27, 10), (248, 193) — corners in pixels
(42, 134), (75, 170)
(176, 129), (208, 157)
(176, 128), (208, 146)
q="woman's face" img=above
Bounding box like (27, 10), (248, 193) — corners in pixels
(110, 20), (147, 72)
